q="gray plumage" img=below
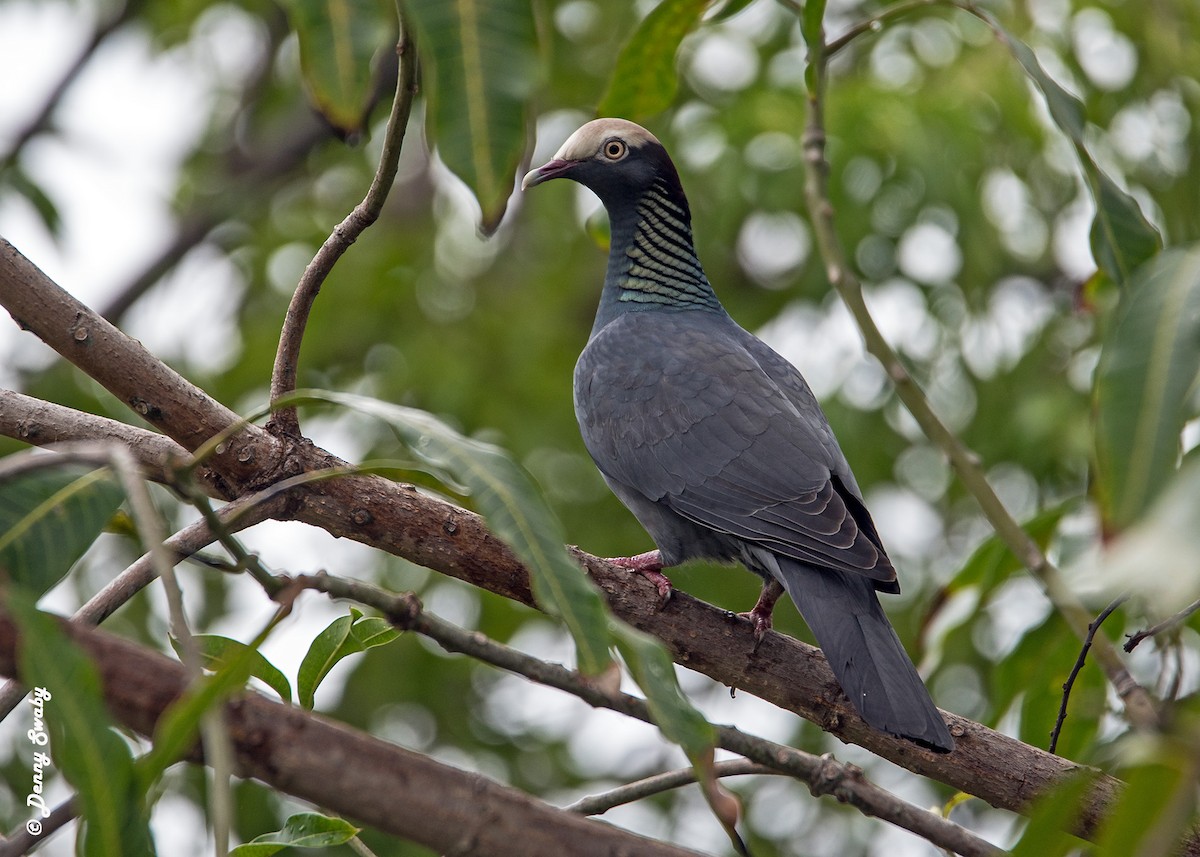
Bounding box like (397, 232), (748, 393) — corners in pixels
(523, 118), (953, 753)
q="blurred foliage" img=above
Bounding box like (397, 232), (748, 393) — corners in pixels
(2, 0), (1200, 854)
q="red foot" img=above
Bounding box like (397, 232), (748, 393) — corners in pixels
(739, 579), (784, 652)
(608, 550), (672, 608)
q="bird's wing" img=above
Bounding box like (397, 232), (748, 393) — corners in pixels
(576, 312), (896, 584)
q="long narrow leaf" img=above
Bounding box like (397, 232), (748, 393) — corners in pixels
(279, 0), (395, 134)
(598, 0), (712, 121)
(1094, 244), (1200, 530)
(979, 10), (1161, 285)
(283, 389), (614, 675)
(11, 595), (153, 856)
(231, 812), (359, 856)
(171, 634), (293, 703)
(404, 0), (538, 231)
(0, 466), (124, 596)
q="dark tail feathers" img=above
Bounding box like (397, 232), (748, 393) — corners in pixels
(775, 557), (954, 753)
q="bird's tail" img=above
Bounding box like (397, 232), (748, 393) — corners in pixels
(774, 557), (954, 752)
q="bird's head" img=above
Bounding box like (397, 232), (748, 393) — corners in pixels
(522, 118), (688, 215)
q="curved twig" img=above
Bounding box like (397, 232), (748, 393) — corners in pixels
(796, 5), (1159, 734)
(267, 24), (419, 437)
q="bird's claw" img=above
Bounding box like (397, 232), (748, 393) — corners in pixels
(737, 607), (773, 652)
(607, 550), (672, 610)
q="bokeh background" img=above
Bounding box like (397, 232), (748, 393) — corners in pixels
(1, 0), (1198, 853)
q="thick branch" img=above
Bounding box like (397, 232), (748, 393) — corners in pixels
(286, 574), (1003, 857)
(0, 612), (706, 857)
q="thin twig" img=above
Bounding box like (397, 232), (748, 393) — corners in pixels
(796, 4), (1159, 734)
(0, 796), (76, 857)
(267, 24), (419, 437)
(826, 0), (951, 58)
(1125, 596), (1200, 653)
(283, 572), (1003, 857)
(566, 760), (777, 816)
(1, 1), (136, 168)
(1049, 595), (1126, 755)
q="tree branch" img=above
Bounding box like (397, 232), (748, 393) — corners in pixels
(0, 247), (1169, 850)
(796, 11), (1159, 733)
(282, 572), (1004, 857)
(0, 611), (709, 857)
(267, 26), (419, 437)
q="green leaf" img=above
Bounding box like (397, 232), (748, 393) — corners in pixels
(10, 594), (154, 856)
(298, 608), (401, 708)
(1090, 171), (1164, 289)
(279, 0), (395, 134)
(0, 466), (124, 597)
(801, 0), (827, 52)
(598, 0), (712, 122)
(139, 613), (284, 787)
(230, 812), (360, 856)
(1009, 770), (1095, 857)
(171, 634), (293, 703)
(978, 10), (1161, 285)
(1099, 457), (1200, 613)
(282, 389), (614, 675)
(4, 165), (62, 237)
(404, 0), (538, 232)
(1094, 245), (1200, 531)
(1096, 747), (1196, 857)
(611, 620), (713, 759)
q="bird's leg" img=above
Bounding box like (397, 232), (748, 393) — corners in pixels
(740, 578), (785, 651)
(606, 550), (672, 608)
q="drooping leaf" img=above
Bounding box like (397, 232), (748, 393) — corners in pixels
(139, 613), (283, 787)
(801, 0), (827, 53)
(3, 165), (62, 237)
(170, 634), (293, 703)
(0, 466), (124, 597)
(611, 621), (737, 851)
(230, 812), (360, 856)
(610, 620), (714, 759)
(979, 9), (1161, 285)
(1094, 244), (1200, 531)
(10, 594), (154, 856)
(598, 0), (712, 121)
(404, 0), (538, 232)
(1009, 770), (1095, 857)
(298, 608), (400, 709)
(282, 389), (614, 675)
(279, 0), (395, 134)
(1095, 748), (1197, 857)
(1099, 458), (1200, 613)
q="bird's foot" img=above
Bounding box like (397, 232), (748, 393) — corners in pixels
(740, 579), (785, 652)
(607, 550), (672, 608)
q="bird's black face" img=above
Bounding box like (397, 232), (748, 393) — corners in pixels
(521, 118), (674, 209)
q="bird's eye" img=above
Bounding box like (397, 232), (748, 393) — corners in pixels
(602, 139), (627, 160)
